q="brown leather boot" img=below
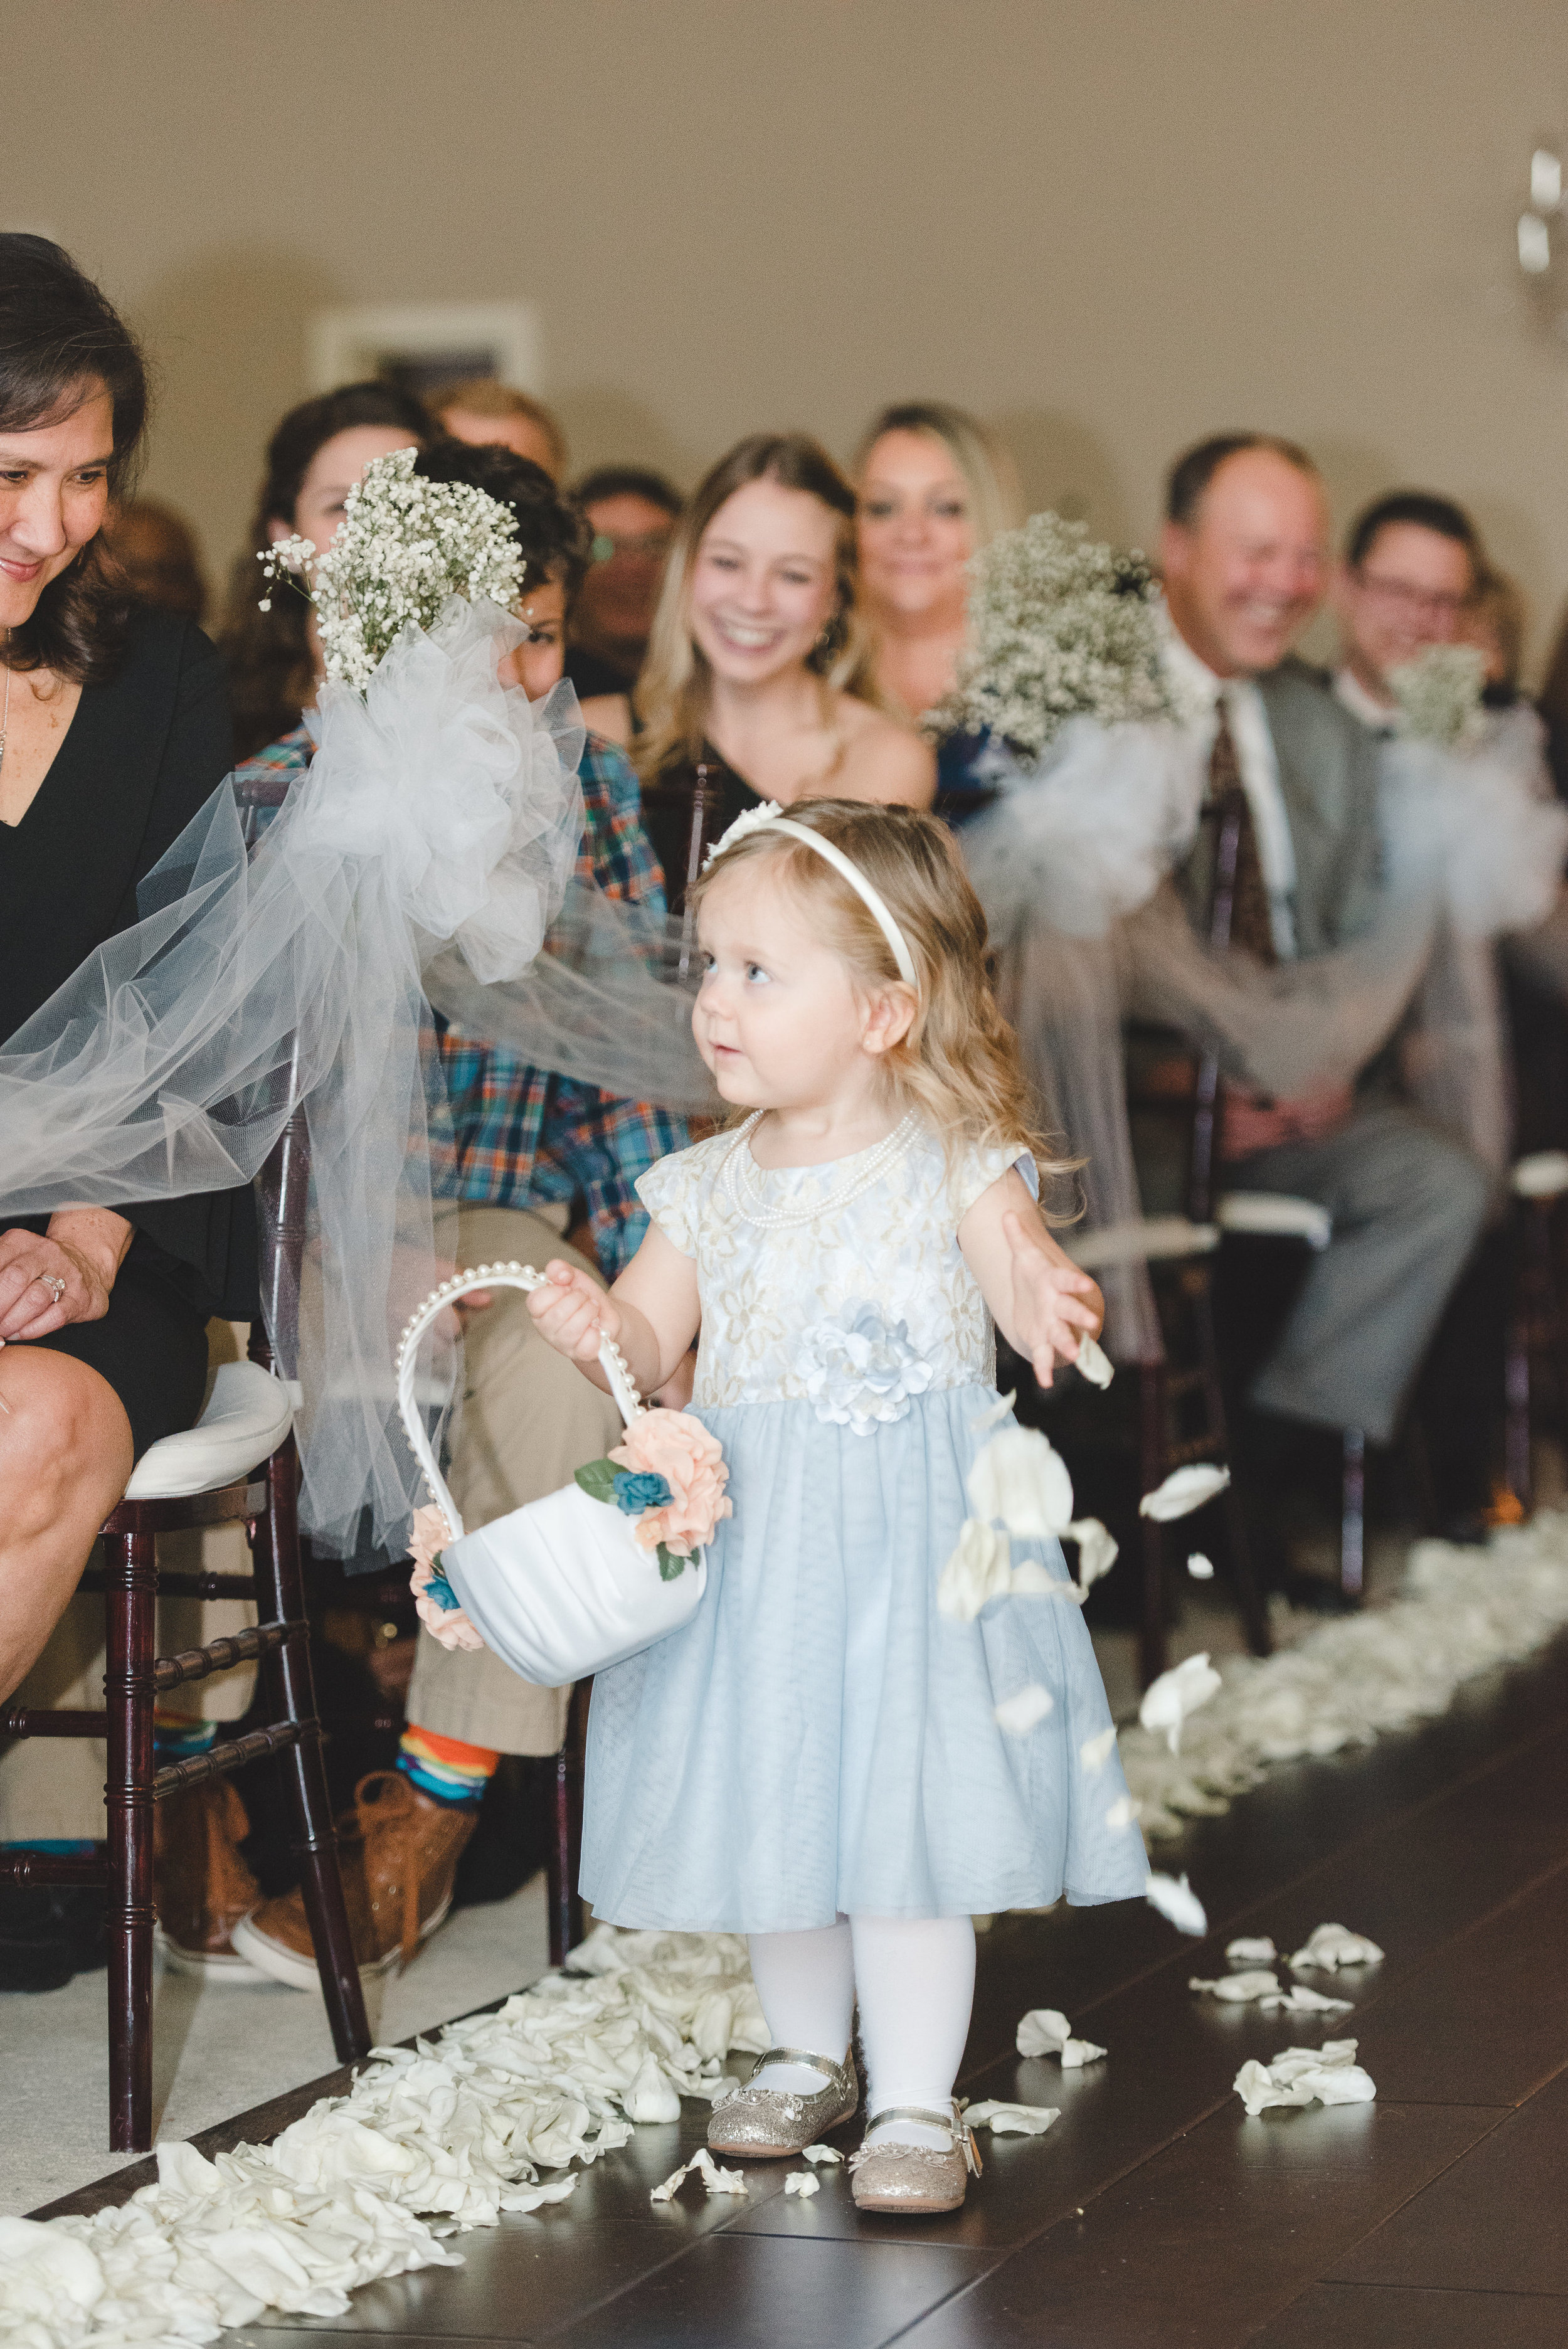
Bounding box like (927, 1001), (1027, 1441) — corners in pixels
(155, 1777), (268, 1982)
(230, 1771), (477, 1991)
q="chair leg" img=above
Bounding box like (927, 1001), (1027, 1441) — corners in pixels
(1137, 1364), (1168, 1689)
(252, 1434), (371, 2065)
(104, 1529), (157, 2153)
(546, 1681), (590, 1966)
(1189, 1269), (1271, 1660)
(1340, 1429), (1367, 1601)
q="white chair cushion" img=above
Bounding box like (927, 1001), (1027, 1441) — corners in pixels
(1512, 1150), (1568, 1200)
(1216, 1192), (1333, 1249)
(1066, 1216), (1220, 1271)
(122, 1360), (294, 1501)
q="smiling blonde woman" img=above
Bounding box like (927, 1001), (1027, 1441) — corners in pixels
(633, 433), (933, 916)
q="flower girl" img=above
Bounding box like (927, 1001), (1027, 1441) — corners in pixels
(430, 798), (1148, 2214)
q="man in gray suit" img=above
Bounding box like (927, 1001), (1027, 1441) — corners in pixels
(1144, 433), (1491, 1531)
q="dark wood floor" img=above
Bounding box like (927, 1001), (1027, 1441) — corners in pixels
(52, 1632), (1568, 2347)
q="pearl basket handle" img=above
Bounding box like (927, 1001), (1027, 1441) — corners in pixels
(396, 1263), (645, 1543)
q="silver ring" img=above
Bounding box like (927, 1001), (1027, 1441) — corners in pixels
(38, 1274), (66, 1305)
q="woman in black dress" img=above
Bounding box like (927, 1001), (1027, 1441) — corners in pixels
(0, 237), (252, 1704)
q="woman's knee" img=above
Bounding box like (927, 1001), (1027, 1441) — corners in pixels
(0, 1350), (133, 1524)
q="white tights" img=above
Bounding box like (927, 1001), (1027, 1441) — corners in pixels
(747, 1915), (977, 2148)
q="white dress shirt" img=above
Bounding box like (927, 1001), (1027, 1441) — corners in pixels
(1332, 665), (1397, 736)
(1161, 619), (1299, 958)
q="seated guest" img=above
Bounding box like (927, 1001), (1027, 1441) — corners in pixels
(1140, 433), (1492, 1578)
(853, 400), (1021, 822)
(564, 463), (682, 713)
(427, 377), (567, 480)
(634, 431), (935, 917)
(216, 380), (430, 760)
(102, 496), (208, 622)
(226, 443), (687, 1985)
(0, 238), (257, 1987)
(1464, 566), (1530, 705)
(1330, 489), (1481, 733)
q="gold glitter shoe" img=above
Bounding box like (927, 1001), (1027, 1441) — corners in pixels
(707, 2045), (858, 2158)
(848, 2103), (981, 2215)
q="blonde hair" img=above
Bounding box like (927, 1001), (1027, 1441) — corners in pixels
(428, 378), (568, 477)
(690, 797), (1065, 1191)
(854, 400), (1023, 553)
(634, 432), (881, 781)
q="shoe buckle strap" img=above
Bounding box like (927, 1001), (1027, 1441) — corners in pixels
(754, 2045), (849, 2084)
(862, 2102), (982, 2175)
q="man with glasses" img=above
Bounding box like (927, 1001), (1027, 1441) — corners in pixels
(1331, 491), (1481, 732)
(564, 465), (682, 706)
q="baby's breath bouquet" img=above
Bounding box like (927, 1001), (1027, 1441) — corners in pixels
(1386, 644), (1486, 749)
(259, 447), (526, 689)
(938, 512), (1173, 756)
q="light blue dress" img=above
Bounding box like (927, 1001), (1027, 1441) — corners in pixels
(579, 1115), (1149, 1934)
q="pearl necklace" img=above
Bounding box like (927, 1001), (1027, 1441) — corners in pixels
(722, 1110), (917, 1230)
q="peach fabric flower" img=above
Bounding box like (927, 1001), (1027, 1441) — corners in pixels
(609, 1409), (733, 1557)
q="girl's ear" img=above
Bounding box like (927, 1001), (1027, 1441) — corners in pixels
(861, 982), (918, 1058)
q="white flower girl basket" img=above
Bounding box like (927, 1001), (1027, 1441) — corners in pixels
(396, 1264), (709, 1684)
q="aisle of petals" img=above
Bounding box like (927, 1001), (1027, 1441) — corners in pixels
(0, 1932), (766, 2348)
(1118, 1514), (1568, 1839)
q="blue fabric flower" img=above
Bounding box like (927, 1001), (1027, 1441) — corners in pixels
(425, 1567), (463, 1613)
(612, 1468), (674, 1515)
(797, 1300), (935, 1436)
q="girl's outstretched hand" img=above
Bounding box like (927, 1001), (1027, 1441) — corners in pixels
(526, 1258), (620, 1363)
(1003, 1209), (1104, 1389)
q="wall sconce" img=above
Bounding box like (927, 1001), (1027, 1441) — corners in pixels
(1518, 141), (1568, 341)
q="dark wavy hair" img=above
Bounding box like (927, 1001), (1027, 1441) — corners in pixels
(218, 380), (431, 759)
(0, 234), (148, 684)
(413, 438), (591, 603)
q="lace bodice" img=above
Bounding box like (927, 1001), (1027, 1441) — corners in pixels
(637, 1117), (1032, 1426)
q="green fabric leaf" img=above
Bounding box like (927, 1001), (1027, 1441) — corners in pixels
(656, 1543), (689, 1583)
(575, 1458), (620, 1505)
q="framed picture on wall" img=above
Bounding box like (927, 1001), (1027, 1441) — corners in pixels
(305, 300), (542, 398)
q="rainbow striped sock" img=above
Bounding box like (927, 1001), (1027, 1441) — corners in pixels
(398, 1725), (499, 1808)
(154, 1714), (219, 1764)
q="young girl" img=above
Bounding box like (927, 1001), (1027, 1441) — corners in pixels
(429, 798), (1148, 2214)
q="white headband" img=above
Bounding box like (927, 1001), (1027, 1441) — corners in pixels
(702, 801), (918, 989)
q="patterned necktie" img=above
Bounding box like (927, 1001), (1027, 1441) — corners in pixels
(1207, 701), (1277, 966)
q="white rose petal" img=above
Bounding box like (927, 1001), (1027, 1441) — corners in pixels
(1187, 1552), (1215, 1580)
(1235, 2039), (1375, 2117)
(800, 2143), (844, 2166)
(784, 2171), (820, 2197)
(1011, 1560), (1087, 1603)
(1147, 1871), (1208, 1936)
(968, 1425), (1074, 1537)
(1226, 1936), (1277, 1965)
(1261, 1983), (1353, 2016)
(623, 2052), (682, 2123)
(963, 2100), (1060, 2135)
(969, 1389), (1018, 1434)
(1016, 2008), (1071, 2057)
(1060, 2036), (1106, 2068)
(936, 1519), (1013, 1621)
(995, 1684), (1055, 1736)
(1067, 1517), (1119, 1590)
(1138, 1652), (1223, 1754)
(1075, 1334), (1114, 1389)
(1079, 1726), (1118, 1773)
(1105, 1794), (1142, 1832)
(1139, 1463), (1231, 1521)
(1189, 1970), (1285, 2003)
(1289, 1922), (1385, 1971)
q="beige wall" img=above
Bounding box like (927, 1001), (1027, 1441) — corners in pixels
(18, 0), (1568, 671)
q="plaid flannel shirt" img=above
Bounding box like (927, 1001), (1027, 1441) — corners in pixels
(243, 724), (686, 1281)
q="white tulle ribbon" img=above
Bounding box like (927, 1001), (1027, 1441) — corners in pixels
(0, 598), (590, 1555)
